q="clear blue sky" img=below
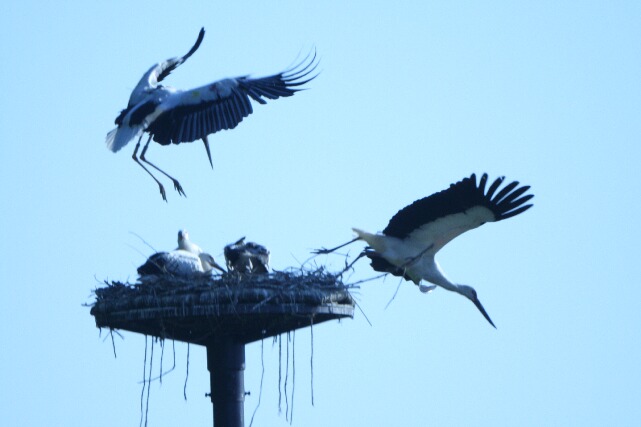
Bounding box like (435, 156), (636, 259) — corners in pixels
(1, 1), (640, 426)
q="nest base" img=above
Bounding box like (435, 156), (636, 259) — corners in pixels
(90, 270), (355, 345)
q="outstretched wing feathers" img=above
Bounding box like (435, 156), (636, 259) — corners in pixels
(148, 86), (254, 145)
(241, 77), (297, 103)
(155, 28), (205, 84)
(382, 173), (533, 240)
(127, 28), (206, 108)
(485, 175), (504, 201)
(115, 27), (317, 148)
(240, 54), (318, 103)
(477, 173), (488, 195)
(497, 185), (529, 206)
(368, 173), (533, 279)
(493, 180), (519, 204)
(496, 197), (534, 220)
(146, 52), (318, 145)
(382, 174), (481, 239)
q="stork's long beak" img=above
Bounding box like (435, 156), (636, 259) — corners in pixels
(472, 297), (496, 328)
(202, 253), (227, 274)
(211, 259), (226, 274)
(202, 136), (213, 169)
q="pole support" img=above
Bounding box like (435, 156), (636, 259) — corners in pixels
(207, 339), (246, 427)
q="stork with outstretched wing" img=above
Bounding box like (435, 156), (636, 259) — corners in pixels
(315, 173), (534, 327)
(106, 28), (318, 200)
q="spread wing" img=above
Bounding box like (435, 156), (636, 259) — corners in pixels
(369, 173), (533, 278)
(155, 28), (205, 84)
(384, 173), (532, 248)
(132, 28), (205, 99)
(146, 52), (318, 145)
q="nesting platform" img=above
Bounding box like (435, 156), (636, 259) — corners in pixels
(90, 269), (355, 345)
(90, 268), (354, 427)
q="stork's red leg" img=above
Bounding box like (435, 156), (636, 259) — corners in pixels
(140, 137), (186, 197)
(132, 134), (167, 201)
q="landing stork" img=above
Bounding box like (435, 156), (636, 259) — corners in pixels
(106, 27), (318, 200)
(224, 237), (270, 274)
(317, 173), (533, 327)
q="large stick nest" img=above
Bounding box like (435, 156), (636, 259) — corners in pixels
(89, 267), (355, 344)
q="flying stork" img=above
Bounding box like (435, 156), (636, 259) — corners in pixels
(316, 173), (534, 328)
(224, 237), (270, 274)
(106, 27), (318, 200)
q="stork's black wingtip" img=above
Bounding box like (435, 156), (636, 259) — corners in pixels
(195, 28), (205, 45)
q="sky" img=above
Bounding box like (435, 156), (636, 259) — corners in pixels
(1, 1), (640, 426)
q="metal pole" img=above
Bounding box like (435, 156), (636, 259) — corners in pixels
(207, 339), (246, 427)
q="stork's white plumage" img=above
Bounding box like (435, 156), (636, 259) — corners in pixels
(137, 230), (225, 279)
(319, 173), (533, 328)
(224, 237), (270, 274)
(177, 229), (203, 254)
(106, 27), (318, 200)
(176, 229), (225, 273)
(137, 249), (214, 279)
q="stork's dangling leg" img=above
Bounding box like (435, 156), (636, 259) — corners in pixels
(418, 284), (437, 293)
(202, 136), (213, 169)
(140, 135), (187, 197)
(132, 134), (167, 201)
(338, 250), (369, 276)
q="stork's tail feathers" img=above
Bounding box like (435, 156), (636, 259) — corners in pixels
(353, 228), (392, 255)
(105, 126), (143, 153)
(352, 228), (375, 245)
(105, 128), (118, 151)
